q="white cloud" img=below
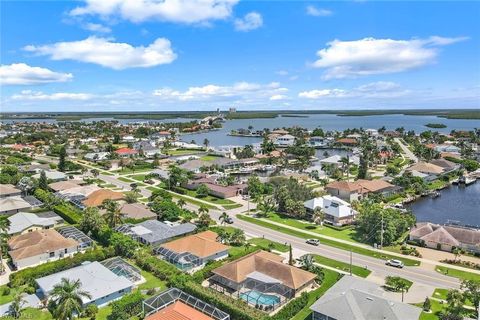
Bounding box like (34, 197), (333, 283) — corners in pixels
(11, 90), (93, 101)
(24, 36), (176, 70)
(276, 70), (289, 76)
(234, 12), (263, 31)
(82, 22), (111, 33)
(312, 36), (468, 79)
(299, 81), (410, 99)
(154, 81), (286, 101)
(70, 0), (239, 24)
(269, 94), (288, 101)
(0, 63), (73, 85)
(306, 6), (332, 17)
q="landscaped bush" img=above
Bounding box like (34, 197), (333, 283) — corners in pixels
(132, 250), (182, 281)
(272, 292), (309, 320)
(108, 291), (143, 320)
(400, 245), (422, 257)
(9, 247), (115, 287)
(53, 203), (83, 224)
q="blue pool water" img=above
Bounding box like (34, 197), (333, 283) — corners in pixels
(240, 290), (280, 306)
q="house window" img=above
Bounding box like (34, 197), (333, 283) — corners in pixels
(65, 248), (68, 254)
(49, 252), (55, 257)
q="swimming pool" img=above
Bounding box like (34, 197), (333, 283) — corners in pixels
(240, 290), (280, 306)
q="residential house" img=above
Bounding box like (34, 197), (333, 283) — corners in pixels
(430, 158), (460, 173)
(0, 196), (32, 214)
(406, 161), (445, 181)
(0, 184), (22, 198)
(184, 175), (247, 199)
(115, 220), (197, 246)
(156, 231), (230, 271)
(325, 179), (400, 202)
(209, 250), (316, 310)
(32, 170), (67, 182)
(319, 155), (360, 169)
(35, 261), (134, 308)
(310, 276), (422, 320)
(274, 134), (295, 147)
(143, 288), (230, 320)
(7, 211), (63, 235)
(48, 180), (83, 192)
(409, 223), (480, 253)
(82, 189), (124, 207)
(8, 229), (79, 269)
(336, 138), (358, 146)
(84, 152), (109, 162)
(303, 195), (358, 226)
(120, 203), (157, 220)
(115, 147), (138, 158)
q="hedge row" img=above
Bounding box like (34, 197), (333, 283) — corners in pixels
(9, 247), (115, 287)
(270, 292), (309, 320)
(108, 291), (143, 320)
(33, 188), (82, 224)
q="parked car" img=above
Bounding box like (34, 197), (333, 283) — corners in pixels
(386, 259), (404, 268)
(306, 239), (320, 246)
(224, 217), (234, 224)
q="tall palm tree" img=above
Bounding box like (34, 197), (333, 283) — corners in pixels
(219, 212), (230, 225)
(312, 207), (325, 226)
(198, 204), (209, 215)
(0, 216), (11, 273)
(8, 293), (25, 319)
(257, 196), (276, 218)
(102, 199), (122, 228)
(177, 198), (186, 209)
(51, 278), (91, 320)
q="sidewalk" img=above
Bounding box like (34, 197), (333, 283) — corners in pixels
(257, 217), (480, 275)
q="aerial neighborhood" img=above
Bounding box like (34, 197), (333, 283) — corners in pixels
(0, 111), (479, 320)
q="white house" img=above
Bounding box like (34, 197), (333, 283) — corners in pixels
(7, 211), (63, 235)
(84, 152), (109, 162)
(304, 195), (358, 226)
(274, 134), (295, 147)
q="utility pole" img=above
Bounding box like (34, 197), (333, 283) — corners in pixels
(349, 249), (352, 276)
(380, 213), (384, 249)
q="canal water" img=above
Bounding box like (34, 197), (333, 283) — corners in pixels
(407, 181), (480, 227)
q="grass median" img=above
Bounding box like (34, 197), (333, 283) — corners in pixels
(238, 214), (420, 267)
(436, 266), (480, 281)
(312, 255), (371, 278)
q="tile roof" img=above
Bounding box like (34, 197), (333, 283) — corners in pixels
(212, 250), (316, 290)
(48, 180), (83, 192)
(120, 203), (157, 220)
(411, 223), (480, 247)
(82, 189), (124, 207)
(0, 196), (32, 212)
(0, 184), (21, 196)
(407, 162), (444, 175)
(160, 231), (230, 258)
(326, 181), (362, 192)
(145, 301), (213, 320)
(8, 229), (78, 260)
(356, 179), (395, 193)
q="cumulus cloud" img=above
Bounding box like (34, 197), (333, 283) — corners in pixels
(269, 94), (288, 101)
(299, 81), (410, 99)
(24, 36), (176, 70)
(154, 81), (286, 101)
(312, 36), (468, 79)
(234, 12), (263, 31)
(11, 90), (93, 101)
(0, 63), (73, 85)
(70, 0), (239, 24)
(82, 22), (111, 33)
(306, 6), (332, 17)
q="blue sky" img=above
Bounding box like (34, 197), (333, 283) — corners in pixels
(1, 0), (479, 112)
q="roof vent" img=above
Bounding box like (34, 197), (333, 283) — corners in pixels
(366, 297), (374, 301)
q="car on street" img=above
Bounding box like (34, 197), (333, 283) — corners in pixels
(386, 259), (404, 268)
(306, 239), (320, 246)
(224, 217), (234, 224)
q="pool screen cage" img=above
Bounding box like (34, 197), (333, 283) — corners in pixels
(101, 257), (142, 283)
(143, 287), (230, 320)
(154, 246), (202, 270)
(208, 275), (291, 311)
(57, 226), (93, 249)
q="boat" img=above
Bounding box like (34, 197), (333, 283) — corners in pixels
(431, 191), (441, 198)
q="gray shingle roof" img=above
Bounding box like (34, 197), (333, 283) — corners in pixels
(117, 220), (197, 244)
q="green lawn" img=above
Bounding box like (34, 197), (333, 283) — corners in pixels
(175, 187), (237, 205)
(417, 298), (476, 320)
(138, 269), (167, 291)
(20, 308), (54, 320)
(248, 238), (289, 252)
(265, 213), (358, 243)
(130, 174), (147, 181)
(148, 186), (216, 210)
(291, 270), (341, 320)
(200, 155), (223, 161)
(312, 255), (371, 278)
(118, 176), (134, 183)
(222, 203), (243, 210)
(427, 180), (448, 191)
(238, 215), (420, 266)
(436, 266), (480, 281)
(167, 148), (204, 156)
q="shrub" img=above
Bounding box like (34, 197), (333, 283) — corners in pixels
(108, 291), (143, 320)
(272, 292), (309, 320)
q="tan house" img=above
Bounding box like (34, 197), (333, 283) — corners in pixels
(8, 229), (79, 269)
(0, 184), (22, 198)
(410, 223), (480, 253)
(82, 189), (124, 207)
(209, 250), (316, 310)
(325, 179), (400, 202)
(120, 203), (156, 220)
(156, 231), (230, 271)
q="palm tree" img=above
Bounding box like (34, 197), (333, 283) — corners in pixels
(299, 254), (315, 272)
(219, 212), (230, 225)
(230, 229), (246, 246)
(0, 216), (11, 273)
(51, 278), (91, 320)
(79, 207), (104, 237)
(102, 199), (122, 228)
(8, 293), (25, 319)
(256, 196), (276, 218)
(203, 138), (210, 149)
(177, 198), (186, 209)
(198, 204), (210, 215)
(312, 207), (325, 226)
(339, 156), (350, 180)
(197, 213), (212, 228)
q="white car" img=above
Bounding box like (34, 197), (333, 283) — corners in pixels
(386, 259), (404, 268)
(306, 239), (320, 246)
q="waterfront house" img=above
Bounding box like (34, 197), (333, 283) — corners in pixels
(143, 288), (230, 320)
(274, 134), (296, 147)
(36, 260), (134, 308)
(156, 231), (230, 271)
(409, 223), (480, 253)
(310, 276), (421, 320)
(319, 155), (360, 169)
(406, 161), (444, 176)
(325, 179), (399, 202)
(7, 211), (63, 235)
(0, 184), (22, 198)
(336, 138), (358, 146)
(8, 229), (79, 269)
(303, 195), (358, 226)
(209, 250), (316, 311)
(115, 220), (197, 246)
(430, 158), (460, 173)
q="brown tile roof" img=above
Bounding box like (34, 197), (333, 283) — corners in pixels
(326, 181), (362, 193)
(420, 227), (460, 247)
(48, 180), (83, 192)
(0, 184), (21, 196)
(8, 229), (78, 260)
(120, 203), (156, 220)
(430, 159), (457, 170)
(212, 250), (316, 290)
(160, 231), (230, 259)
(82, 189), (124, 207)
(356, 179), (395, 193)
(336, 138), (357, 145)
(410, 223), (434, 238)
(145, 301), (213, 320)
(407, 162), (444, 175)
(411, 223), (480, 247)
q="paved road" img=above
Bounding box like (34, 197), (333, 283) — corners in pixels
(394, 137), (418, 163)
